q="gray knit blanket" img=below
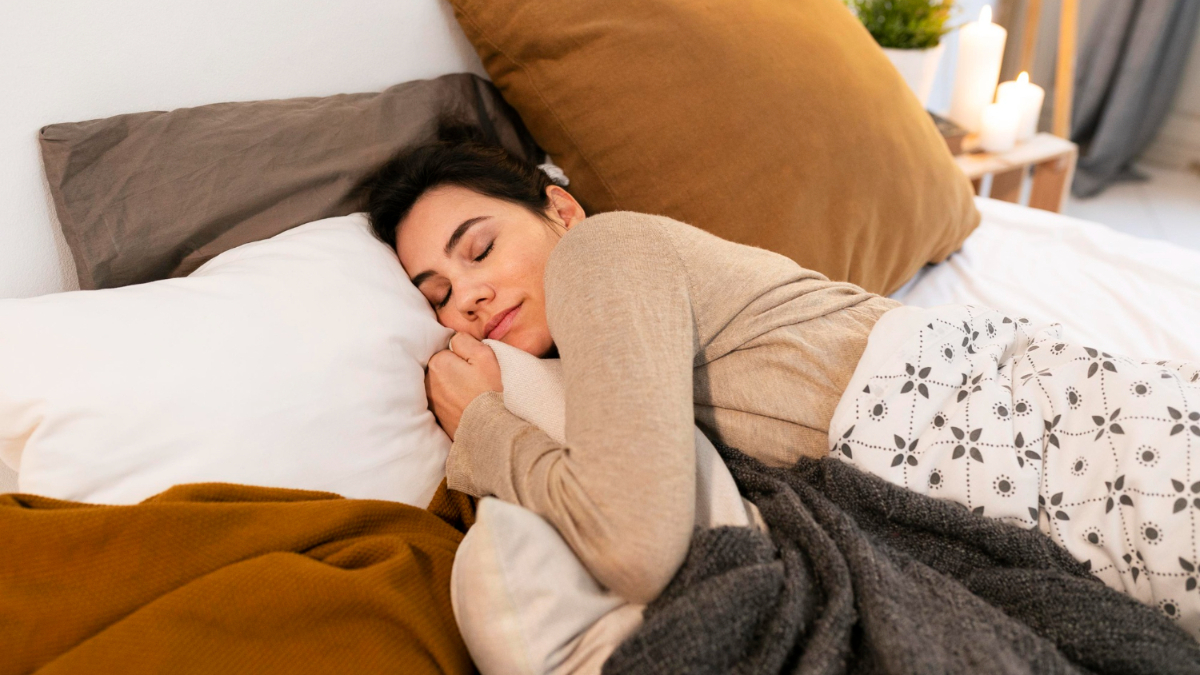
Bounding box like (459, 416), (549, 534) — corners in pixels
(602, 442), (1200, 675)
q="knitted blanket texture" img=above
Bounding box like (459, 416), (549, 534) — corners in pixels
(604, 443), (1200, 675)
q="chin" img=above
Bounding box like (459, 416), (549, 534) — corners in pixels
(504, 331), (554, 358)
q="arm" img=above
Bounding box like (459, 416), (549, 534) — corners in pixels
(446, 213), (697, 604)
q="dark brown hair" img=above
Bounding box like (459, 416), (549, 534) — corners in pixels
(360, 119), (556, 250)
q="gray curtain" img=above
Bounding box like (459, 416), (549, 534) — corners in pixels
(1071, 0), (1199, 197)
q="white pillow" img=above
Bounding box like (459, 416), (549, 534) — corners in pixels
(0, 214), (453, 506)
(0, 464), (16, 494)
(452, 341), (763, 675)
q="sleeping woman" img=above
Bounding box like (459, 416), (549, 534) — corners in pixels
(363, 122), (1200, 638)
(361, 122), (898, 604)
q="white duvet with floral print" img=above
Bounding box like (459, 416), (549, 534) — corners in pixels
(829, 304), (1200, 639)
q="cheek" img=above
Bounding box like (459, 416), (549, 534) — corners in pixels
(435, 308), (471, 332)
(517, 272), (556, 351)
(495, 251), (545, 300)
(517, 235), (558, 295)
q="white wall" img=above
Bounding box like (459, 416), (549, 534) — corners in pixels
(0, 0), (485, 299)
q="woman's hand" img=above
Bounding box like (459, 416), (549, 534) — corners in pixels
(426, 333), (503, 440)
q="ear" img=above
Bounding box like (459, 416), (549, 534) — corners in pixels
(546, 185), (586, 230)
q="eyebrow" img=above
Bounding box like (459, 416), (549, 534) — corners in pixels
(445, 216), (490, 256)
(411, 216), (491, 289)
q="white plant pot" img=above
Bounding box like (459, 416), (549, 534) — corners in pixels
(882, 44), (945, 108)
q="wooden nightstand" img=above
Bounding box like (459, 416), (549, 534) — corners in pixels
(954, 132), (1078, 213)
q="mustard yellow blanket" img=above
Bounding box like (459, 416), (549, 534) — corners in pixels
(0, 481), (475, 675)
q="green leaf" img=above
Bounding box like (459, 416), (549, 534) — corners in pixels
(844, 0), (959, 50)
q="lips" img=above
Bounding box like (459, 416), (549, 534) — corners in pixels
(485, 303), (521, 341)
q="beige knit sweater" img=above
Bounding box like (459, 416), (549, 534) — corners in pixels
(447, 211), (899, 603)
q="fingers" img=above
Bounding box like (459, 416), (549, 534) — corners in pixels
(434, 333), (504, 397)
(448, 332), (492, 363)
(428, 349), (459, 371)
(425, 338), (497, 441)
(427, 349), (477, 389)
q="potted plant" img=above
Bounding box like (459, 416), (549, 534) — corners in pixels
(845, 0), (957, 107)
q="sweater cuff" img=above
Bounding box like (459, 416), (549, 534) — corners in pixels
(446, 391), (527, 498)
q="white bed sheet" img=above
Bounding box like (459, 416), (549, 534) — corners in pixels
(1, 198), (1196, 496)
(892, 197), (1200, 364)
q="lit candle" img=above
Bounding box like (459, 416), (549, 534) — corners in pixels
(948, 6), (1007, 133)
(979, 102), (1020, 153)
(996, 71), (1046, 142)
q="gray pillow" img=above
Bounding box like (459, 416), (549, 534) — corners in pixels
(40, 73), (541, 289)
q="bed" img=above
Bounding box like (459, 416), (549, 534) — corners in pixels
(892, 196), (1200, 364)
(3, 196), (1196, 498)
(4, 0), (1200, 672)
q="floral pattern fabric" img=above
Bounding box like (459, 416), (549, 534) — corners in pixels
(829, 305), (1200, 638)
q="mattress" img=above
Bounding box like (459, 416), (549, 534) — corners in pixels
(1, 199), (1197, 496)
(892, 197), (1200, 365)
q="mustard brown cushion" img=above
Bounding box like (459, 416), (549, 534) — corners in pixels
(449, 0), (980, 294)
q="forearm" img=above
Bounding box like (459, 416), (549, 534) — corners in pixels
(447, 391), (694, 603)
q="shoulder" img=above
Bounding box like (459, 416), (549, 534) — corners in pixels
(547, 210), (811, 284)
(553, 211), (677, 253)
(546, 211), (716, 274)
(543, 212), (694, 312)
(545, 212), (679, 282)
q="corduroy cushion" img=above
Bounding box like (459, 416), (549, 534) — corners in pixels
(448, 0), (980, 294)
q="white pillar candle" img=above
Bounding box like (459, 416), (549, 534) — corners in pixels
(948, 5), (1007, 133)
(979, 102), (1020, 153)
(996, 71), (1046, 142)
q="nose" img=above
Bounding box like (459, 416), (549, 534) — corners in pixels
(455, 275), (493, 319)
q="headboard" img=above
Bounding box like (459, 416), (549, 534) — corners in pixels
(0, 0), (485, 300)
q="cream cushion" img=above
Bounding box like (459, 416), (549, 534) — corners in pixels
(0, 214), (452, 506)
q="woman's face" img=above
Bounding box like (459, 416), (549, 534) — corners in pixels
(396, 184), (585, 357)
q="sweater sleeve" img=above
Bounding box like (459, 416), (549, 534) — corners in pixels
(445, 212), (697, 604)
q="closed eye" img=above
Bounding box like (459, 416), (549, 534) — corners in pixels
(435, 241), (493, 311)
(475, 241), (493, 262)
